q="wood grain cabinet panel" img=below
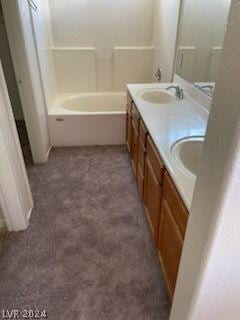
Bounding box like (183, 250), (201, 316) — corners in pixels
(136, 163), (144, 199)
(127, 92), (132, 112)
(137, 139), (146, 200)
(144, 155), (162, 242)
(158, 172), (188, 299)
(163, 172), (188, 238)
(126, 110), (132, 154)
(132, 102), (140, 131)
(131, 120), (139, 175)
(138, 139), (146, 172)
(126, 92), (132, 154)
(139, 119), (148, 146)
(146, 136), (164, 184)
(158, 199), (183, 299)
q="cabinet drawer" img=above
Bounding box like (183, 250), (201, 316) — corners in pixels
(139, 119), (148, 146)
(146, 136), (164, 184)
(132, 102), (140, 131)
(163, 172), (188, 238)
(137, 163), (144, 200)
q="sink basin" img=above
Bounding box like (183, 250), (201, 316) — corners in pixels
(171, 137), (204, 177)
(138, 89), (174, 104)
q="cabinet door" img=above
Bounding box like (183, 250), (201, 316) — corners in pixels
(137, 163), (144, 199)
(144, 155), (162, 242)
(126, 110), (132, 154)
(163, 172), (188, 238)
(137, 138), (146, 200)
(158, 199), (183, 299)
(139, 119), (148, 147)
(131, 120), (138, 175)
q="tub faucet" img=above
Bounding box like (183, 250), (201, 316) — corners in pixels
(197, 84), (214, 90)
(155, 68), (162, 82)
(166, 85), (184, 99)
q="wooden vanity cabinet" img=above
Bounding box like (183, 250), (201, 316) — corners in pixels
(144, 136), (164, 242)
(158, 171), (188, 299)
(126, 90), (189, 299)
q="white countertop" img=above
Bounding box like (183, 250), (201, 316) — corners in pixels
(127, 83), (209, 210)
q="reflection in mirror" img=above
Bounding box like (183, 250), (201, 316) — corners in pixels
(175, 0), (231, 97)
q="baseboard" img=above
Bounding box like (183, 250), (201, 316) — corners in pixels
(27, 207), (33, 223)
(46, 145), (52, 160)
(36, 145), (52, 164)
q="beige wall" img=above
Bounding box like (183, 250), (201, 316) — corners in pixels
(170, 0), (240, 318)
(0, 3), (23, 120)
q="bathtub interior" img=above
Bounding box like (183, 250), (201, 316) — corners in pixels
(59, 93), (127, 113)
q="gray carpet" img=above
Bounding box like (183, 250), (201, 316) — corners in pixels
(0, 146), (170, 320)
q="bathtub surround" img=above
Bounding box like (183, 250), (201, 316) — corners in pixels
(47, 0), (180, 95)
(53, 47), (96, 93)
(113, 47), (155, 91)
(48, 0), (155, 93)
(0, 146), (170, 319)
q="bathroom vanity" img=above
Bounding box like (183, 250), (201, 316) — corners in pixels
(126, 83), (208, 299)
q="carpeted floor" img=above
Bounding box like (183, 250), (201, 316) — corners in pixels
(0, 146), (170, 320)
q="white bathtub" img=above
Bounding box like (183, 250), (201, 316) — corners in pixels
(48, 92), (127, 146)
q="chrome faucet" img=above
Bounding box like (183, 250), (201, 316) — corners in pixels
(166, 85), (184, 99)
(155, 68), (162, 82)
(198, 84), (214, 90)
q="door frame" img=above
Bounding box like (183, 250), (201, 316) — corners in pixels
(1, 0), (51, 163)
(0, 61), (33, 231)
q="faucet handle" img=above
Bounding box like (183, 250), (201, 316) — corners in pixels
(155, 68), (162, 82)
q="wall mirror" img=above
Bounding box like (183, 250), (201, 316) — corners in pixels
(175, 0), (231, 97)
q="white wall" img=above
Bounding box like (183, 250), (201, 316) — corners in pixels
(0, 4), (23, 120)
(30, 0), (57, 111)
(170, 0), (240, 318)
(152, 0), (181, 82)
(176, 0), (231, 82)
(48, 0), (155, 92)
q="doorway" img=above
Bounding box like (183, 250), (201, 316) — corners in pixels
(0, 2), (33, 167)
